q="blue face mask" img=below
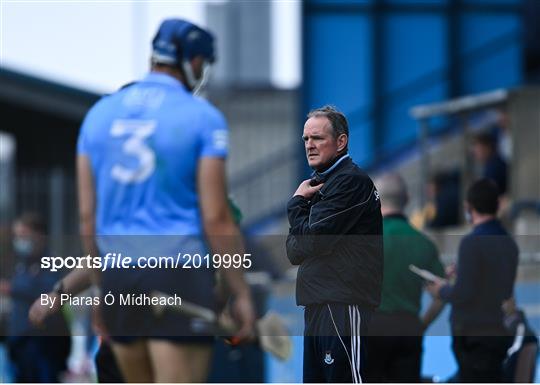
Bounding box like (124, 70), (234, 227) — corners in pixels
(13, 237), (34, 257)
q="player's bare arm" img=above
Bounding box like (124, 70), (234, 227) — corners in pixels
(198, 157), (255, 341)
(28, 156), (100, 327)
(77, 154), (100, 271)
(29, 268), (93, 326)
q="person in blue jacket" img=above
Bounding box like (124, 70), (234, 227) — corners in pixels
(1, 212), (71, 382)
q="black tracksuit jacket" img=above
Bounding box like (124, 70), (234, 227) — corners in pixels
(286, 157), (383, 309)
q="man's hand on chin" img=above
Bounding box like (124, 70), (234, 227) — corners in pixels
(294, 179), (323, 199)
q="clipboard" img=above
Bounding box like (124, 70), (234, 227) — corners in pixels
(409, 264), (444, 283)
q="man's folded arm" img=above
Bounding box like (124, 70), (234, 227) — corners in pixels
(286, 233), (309, 265)
(286, 195), (310, 265)
(286, 175), (373, 258)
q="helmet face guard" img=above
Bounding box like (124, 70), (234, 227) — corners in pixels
(151, 19), (215, 93)
(185, 61), (212, 96)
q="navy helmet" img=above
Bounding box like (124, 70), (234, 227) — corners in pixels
(151, 19), (215, 93)
(151, 19), (215, 65)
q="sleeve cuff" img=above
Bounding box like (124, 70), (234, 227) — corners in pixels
(287, 195), (310, 227)
(439, 284), (453, 302)
(287, 195), (309, 209)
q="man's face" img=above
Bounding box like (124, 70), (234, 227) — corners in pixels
(303, 116), (340, 171)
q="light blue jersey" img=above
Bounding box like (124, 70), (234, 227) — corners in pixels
(77, 72), (228, 238)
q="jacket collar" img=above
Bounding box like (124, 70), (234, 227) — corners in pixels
(311, 153), (350, 182)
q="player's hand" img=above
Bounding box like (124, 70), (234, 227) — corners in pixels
(92, 303), (110, 341)
(230, 292), (256, 343)
(501, 297), (516, 316)
(294, 179), (323, 199)
(214, 272), (230, 314)
(29, 291), (60, 327)
(445, 263), (456, 279)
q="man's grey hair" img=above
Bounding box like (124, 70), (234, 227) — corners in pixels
(375, 173), (409, 211)
(307, 105), (349, 139)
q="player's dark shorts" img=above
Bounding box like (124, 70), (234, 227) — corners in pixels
(95, 341), (124, 383)
(101, 266), (215, 345)
(303, 303), (372, 383)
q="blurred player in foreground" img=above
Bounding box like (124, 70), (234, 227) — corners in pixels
(29, 199), (253, 383)
(286, 106), (383, 383)
(74, 18), (254, 382)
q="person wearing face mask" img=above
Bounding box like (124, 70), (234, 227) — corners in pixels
(1, 212), (71, 382)
(427, 179), (519, 382)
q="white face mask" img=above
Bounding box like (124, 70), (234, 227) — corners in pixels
(193, 63), (211, 96)
(182, 61), (212, 96)
(13, 237), (34, 257)
(464, 210), (473, 224)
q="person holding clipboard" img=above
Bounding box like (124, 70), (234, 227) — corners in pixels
(426, 179), (518, 383)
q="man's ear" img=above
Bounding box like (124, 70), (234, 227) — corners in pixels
(337, 134), (348, 153)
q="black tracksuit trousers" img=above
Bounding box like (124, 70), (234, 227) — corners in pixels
(303, 303), (371, 383)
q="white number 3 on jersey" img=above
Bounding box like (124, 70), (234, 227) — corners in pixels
(110, 119), (156, 183)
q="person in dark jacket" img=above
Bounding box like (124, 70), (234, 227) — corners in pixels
(427, 179), (518, 382)
(286, 105), (383, 383)
(1, 212), (71, 383)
